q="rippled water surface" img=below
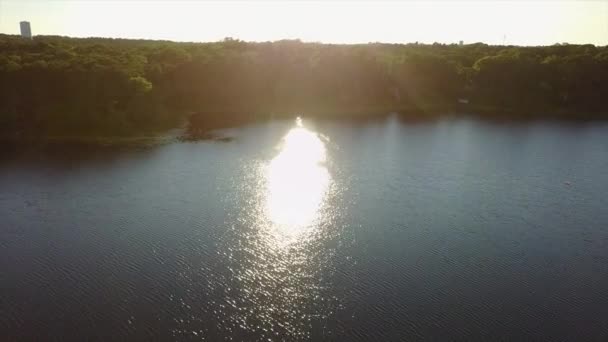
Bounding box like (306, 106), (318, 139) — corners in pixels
(2, 117), (608, 341)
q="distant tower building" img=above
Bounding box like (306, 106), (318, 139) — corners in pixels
(459, 40), (464, 46)
(20, 21), (32, 39)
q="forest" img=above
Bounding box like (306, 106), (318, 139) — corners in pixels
(1, 34), (607, 137)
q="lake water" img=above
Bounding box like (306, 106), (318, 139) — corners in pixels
(2, 116), (608, 341)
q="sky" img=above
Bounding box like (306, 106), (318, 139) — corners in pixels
(0, 0), (606, 46)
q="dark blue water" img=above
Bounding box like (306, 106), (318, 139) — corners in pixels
(2, 117), (608, 341)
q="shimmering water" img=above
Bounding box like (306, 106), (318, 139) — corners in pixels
(2, 116), (608, 341)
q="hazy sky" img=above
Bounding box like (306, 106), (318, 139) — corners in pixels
(0, 0), (606, 46)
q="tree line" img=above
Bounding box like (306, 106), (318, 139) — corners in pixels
(1, 34), (606, 137)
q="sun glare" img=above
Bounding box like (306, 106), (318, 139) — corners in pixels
(264, 118), (330, 235)
(3, 1), (603, 46)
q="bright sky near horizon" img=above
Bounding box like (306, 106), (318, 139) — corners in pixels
(0, 0), (606, 46)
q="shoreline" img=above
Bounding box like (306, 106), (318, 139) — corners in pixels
(2, 107), (607, 146)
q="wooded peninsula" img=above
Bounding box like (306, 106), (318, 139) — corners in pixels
(1, 35), (607, 138)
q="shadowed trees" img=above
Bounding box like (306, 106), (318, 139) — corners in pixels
(0, 35), (607, 137)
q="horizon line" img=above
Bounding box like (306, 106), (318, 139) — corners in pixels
(2, 32), (604, 48)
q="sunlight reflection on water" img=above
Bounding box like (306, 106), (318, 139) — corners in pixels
(264, 117), (331, 240)
(207, 117), (343, 340)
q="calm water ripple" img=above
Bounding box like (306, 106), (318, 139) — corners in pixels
(2, 116), (608, 340)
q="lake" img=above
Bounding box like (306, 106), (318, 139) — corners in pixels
(2, 116), (608, 341)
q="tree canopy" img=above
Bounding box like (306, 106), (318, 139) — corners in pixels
(1, 35), (606, 137)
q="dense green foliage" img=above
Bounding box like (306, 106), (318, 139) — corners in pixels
(1, 34), (607, 137)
